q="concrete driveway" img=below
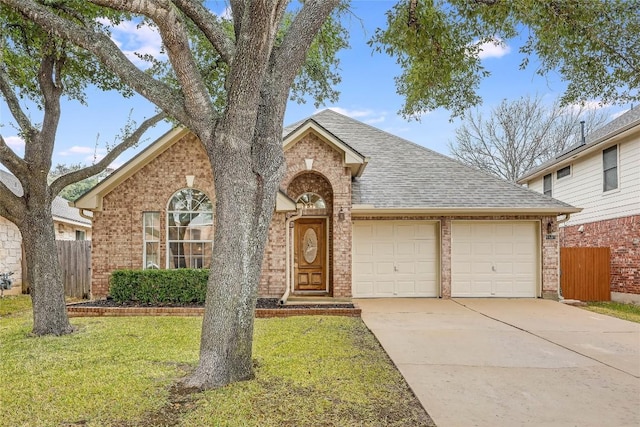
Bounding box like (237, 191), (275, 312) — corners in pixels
(356, 298), (640, 427)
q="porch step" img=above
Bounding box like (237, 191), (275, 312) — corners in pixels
(284, 296), (353, 306)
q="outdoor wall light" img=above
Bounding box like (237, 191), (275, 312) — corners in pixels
(338, 207), (345, 221)
(546, 220), (553, 234)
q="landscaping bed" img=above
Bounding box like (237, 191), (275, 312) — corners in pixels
(67, 298), (361, 318)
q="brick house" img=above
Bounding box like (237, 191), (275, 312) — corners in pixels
(519, 107), (640, 303)
(74, 110), (577, 301)
(0, 169), (92, 296)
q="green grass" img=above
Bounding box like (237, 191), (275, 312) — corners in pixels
(584, 301), (640, 323)
(0, 296), (431, 427)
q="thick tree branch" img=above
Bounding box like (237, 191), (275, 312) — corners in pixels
(89, 0), (214, 133)
(0, 134), (28, 180)
(171, 0), (235, 65)
(271, 0), (340, 93)
(1, 0), (189, 124)
(0, 63), (36, 137)
(50, 111), (167, 195)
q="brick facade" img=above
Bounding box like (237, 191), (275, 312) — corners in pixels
(91, 134), (215, 297)
(91, 130), (560, 300)
(560, 215), (640, 295)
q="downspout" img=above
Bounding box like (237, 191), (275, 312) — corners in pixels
(280, 207), (303, 305)
(555, 213), (572, 300)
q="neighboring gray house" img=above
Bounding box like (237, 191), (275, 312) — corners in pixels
(519, 107), (640, 303)
(76, 109), (577, 300)
(0, 170), (92, 295)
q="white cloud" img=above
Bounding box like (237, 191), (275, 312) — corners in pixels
(4, 135), (25, 149)
(321, 107), (388, 125)
(562, 100), (610, 115)
(475, 38), (511, 60)
(60, 146), (95, 156)
(98, 18), (165, 68)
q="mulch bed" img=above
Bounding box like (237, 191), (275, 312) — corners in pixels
(67, 298), (360, 318)
(72, 298), (355, 310)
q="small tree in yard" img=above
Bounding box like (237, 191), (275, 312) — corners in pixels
(449, 95), (610, 182)
(2, 0), (638, 389)
(0, 5), (166, 335)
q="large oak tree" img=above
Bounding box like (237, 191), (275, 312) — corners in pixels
(0, 4), (165, 335)
(2, 0), (637, 389)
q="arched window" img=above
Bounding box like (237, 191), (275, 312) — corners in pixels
(297, 192), (326, 209)
(167, 188), (213, 269)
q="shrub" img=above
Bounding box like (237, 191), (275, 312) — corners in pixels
(109, 269), (209, 304)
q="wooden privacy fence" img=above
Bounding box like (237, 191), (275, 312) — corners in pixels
(56, 240), (91, 299)
(560, 247), (610, 301)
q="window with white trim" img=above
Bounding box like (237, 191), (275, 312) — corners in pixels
(143, 212), (160, 269)
(543, 174), (552, 197)
(603, 145), (618, 191)
(556, 165), (571, 179)
(167, 189), (213, 269)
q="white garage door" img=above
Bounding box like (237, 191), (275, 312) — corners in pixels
(353, 221), (439, 297)
(451, 221), (539, 297)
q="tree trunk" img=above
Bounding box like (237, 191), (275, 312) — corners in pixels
(182, 123), (282, 388)
(20, 206), (74, 336)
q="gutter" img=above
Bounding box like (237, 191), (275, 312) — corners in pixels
(280, 206), (303, 305)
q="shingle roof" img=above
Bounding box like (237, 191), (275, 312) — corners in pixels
(286, 109), (577, 213)
(518, 107), (640, 181)
(0, 169), (91, 226)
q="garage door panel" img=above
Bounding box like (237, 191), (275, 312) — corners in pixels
(452, 221), (539, 298)
(353, 221), (439, 298)
(375, 281), (395, 296)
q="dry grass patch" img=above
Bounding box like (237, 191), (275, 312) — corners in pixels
(0, 296), (433, 427)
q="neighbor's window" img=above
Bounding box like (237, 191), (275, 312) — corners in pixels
(603, 145), (618, 191)
(75, 230), (86, 241)
(143, 212), (160, 269)
(297, 192), (326, 209)
(543, 174), (552, 197)
(556, 165), (571, 179)
(167, 189), (213, 269)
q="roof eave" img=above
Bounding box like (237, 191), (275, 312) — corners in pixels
(73, 126), (189, 211)
(517, 121), (640, 183)
(351, 206), (582, 216)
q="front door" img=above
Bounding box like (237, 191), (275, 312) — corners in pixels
(294, 218), (326, 292)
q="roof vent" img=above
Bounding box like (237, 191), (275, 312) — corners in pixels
(580, 120), (586, 145)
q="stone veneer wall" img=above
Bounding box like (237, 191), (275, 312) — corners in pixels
(54, 222), (92, 241)
(560, 215), (640, 296)
(91, 134), (214, 298)
(0, 216), (22, 295)
(353, 215), (559, 299)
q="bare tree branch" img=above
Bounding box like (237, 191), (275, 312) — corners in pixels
(50, 111), (167, 195)
(449, 95), (609, 181)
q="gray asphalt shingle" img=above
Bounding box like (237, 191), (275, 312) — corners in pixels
(286, 109), (576, 211)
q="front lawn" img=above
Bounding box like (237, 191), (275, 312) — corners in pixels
(583, 301), (640, 323)
(0, 296), (433, 427)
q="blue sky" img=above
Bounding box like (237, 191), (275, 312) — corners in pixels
(0, 0), (630, 170)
